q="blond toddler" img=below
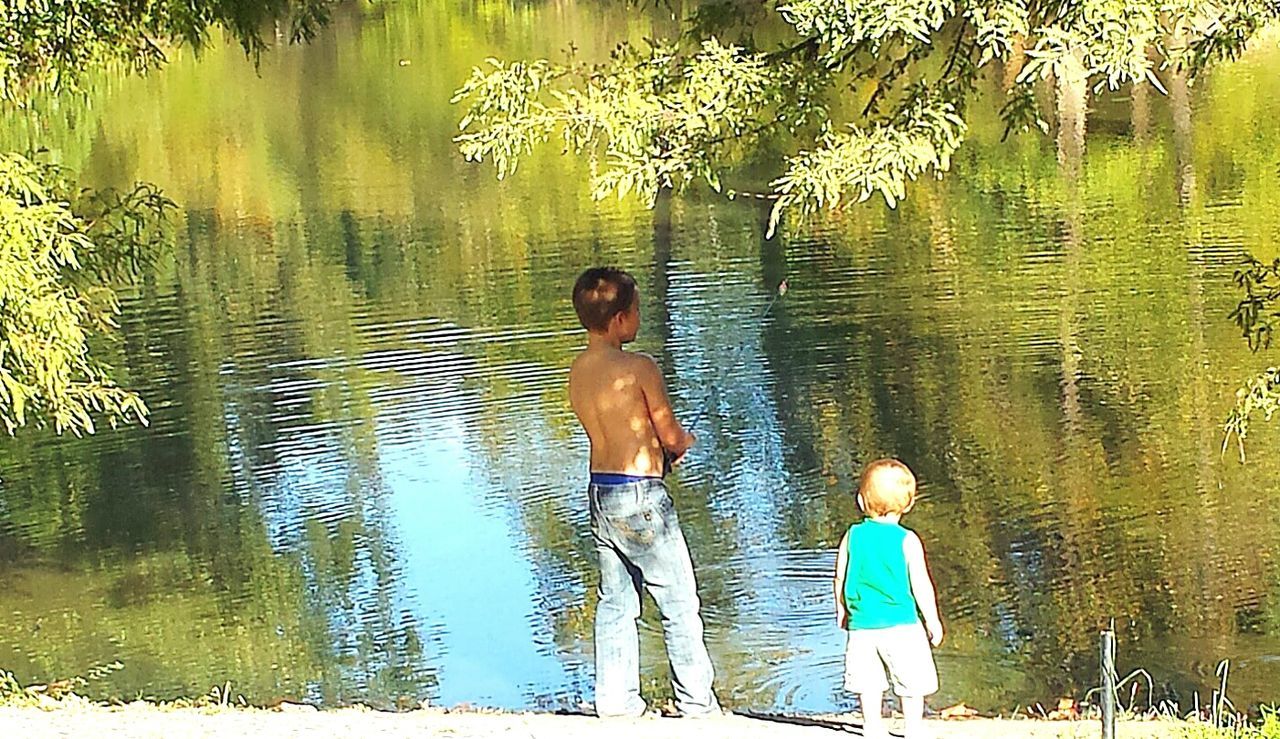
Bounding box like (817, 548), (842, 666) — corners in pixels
(834, 458), (943, 739)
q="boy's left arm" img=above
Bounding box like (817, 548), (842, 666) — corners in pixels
(904, 532), (943, 647)
(635, 354), (695, 462)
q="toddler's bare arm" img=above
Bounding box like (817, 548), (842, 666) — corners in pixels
(904, 532), (943, 646)
(833, 530), (850, 628)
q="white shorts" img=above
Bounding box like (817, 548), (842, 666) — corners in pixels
(843, 623), (938, 697)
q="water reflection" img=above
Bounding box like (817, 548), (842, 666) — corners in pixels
(0, 0), (1279, 715)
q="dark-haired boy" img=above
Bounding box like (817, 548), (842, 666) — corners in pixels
(567, 267), (719, 718)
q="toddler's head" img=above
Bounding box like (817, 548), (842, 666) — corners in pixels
(858, 458), (917, 518)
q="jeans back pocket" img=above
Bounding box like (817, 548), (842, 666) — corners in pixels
(595, 482), (671, 550)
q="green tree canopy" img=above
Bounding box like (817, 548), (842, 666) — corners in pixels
(452, 0), (1280, 235)
(0, 0), (343, 434)
(1, 0), (338, 101)
(0, 154), (166, 434)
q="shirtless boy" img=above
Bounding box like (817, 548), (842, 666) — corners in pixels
(567, 267), (719, 718)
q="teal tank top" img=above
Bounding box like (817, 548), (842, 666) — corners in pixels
(843, 519), (920, 630)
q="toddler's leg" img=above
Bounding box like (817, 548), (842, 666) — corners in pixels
(901, 695), (926, 739)
(859, 692), (888, 739)
(881, 623), (938, 738)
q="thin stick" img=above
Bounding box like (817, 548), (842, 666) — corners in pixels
(1100, 627), (1116, 739)
(1213, 659), (1230, 727)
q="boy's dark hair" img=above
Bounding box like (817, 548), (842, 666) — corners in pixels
(572, 267), (637, 332)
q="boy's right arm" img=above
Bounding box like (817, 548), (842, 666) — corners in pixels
(904, 532), (943, 647)
(834, 530), (850, 629)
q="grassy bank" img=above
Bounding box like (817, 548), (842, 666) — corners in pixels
(1180, 707), (1280, 739)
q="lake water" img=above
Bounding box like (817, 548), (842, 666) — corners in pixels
(1, 0), (1279, 715)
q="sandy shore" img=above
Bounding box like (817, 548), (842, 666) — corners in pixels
(0, 704), (1184, 738)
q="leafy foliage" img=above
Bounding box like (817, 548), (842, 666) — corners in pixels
(0, 153), (167, 435)
(454, 38), (824, 209)
(0, 1), (345, 434)
(769, 90), (966, 233)
(777, 0), (955, 61)
(453, 0), (1280, 232)
(1229, 256), (1280, 353)
(1224, 257), (1280, 459)
(0, 0), (343, 102)
(968, 0), (1031, 66)
(1224, 367), (1280, 461)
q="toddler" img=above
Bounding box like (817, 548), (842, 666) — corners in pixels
(834, 458), (943, 739)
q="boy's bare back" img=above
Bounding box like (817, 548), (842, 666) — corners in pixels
(569, 345), (689, 476)
(568, 267), (693, 477)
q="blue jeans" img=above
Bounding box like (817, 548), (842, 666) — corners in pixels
(588, 478), (718, 717)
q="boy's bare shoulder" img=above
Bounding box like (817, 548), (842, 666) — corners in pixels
(569, 348), (657, 380)
(624, 351), (660, 370)
(589, 349), (659, 375)
(567, 351), (590, 382)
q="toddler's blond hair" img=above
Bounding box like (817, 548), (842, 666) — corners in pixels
(858, 458), (917, 516)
